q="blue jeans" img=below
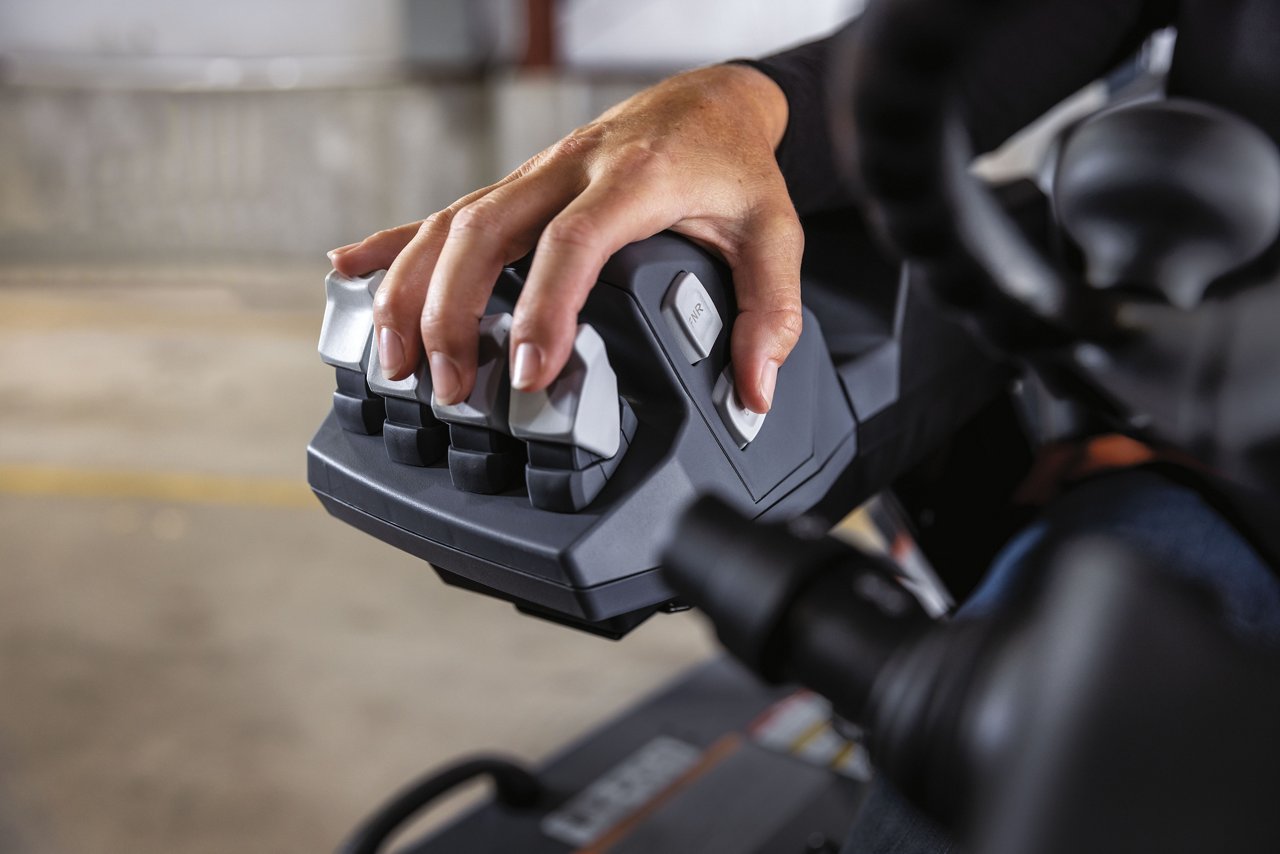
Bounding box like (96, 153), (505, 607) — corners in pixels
(841, 469), (1280, 854)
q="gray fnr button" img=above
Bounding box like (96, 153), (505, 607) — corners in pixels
(431, 313), (513, 431)
(318, 269), (386, 371)
(661, 271), (723, 364)
(712, 365), (765, 449)
(366, 336), (431, 404)
(509, 324), (621, 459)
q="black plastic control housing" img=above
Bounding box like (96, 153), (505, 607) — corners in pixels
(307, 210), (1003, 637)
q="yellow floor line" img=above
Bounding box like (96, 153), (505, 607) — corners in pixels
(0, 464), (317, 510)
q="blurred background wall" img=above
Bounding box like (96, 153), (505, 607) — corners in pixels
(0, 0), (861, 263)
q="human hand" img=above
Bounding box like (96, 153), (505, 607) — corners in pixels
(329, 63), (801, 414)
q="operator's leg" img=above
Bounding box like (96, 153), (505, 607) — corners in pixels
(964, 468), (1280, 646)
(841, 467), (1280, 853)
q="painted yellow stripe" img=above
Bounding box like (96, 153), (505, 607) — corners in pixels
(0, 464), (317, 510)
(831, 741), (856, 771)
(788, 718), (832, 754)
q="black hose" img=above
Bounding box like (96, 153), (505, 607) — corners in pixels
(337, 756), (543, 854)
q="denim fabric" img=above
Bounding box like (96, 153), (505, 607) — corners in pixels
(963, 469), (1280, 646)
(840, 468), (1280, 853)
(840, 778), (956, 854)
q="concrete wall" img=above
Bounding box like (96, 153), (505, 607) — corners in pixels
(0, 75), (656, 264)
(0, 84), (483, 263)
(0, 1), (865, 265)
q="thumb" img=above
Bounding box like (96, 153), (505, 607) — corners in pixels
(727, 207), (805, 414)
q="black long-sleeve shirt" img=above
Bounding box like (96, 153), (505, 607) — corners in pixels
(746, 0), (1280, 214)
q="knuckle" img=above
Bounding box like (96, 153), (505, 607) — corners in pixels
(514, 292), (579, 343)
(448, 201), (505, 241)
(420, 301), (478, 345)
(372, 286), (397, 322)
(419, 309), (450, 347)
(614, 142), (668, 176)
(772, 306), (804, 343)
(373, 281), (413, 323)
(374, 222), (411, 240)
(510, 147), (553, 178)
(511, 304), (557, 340)
(418, 211), (453, 239)
(741, 300), (803, 352)
(419, 301), (448, 333)
(541, 214), (600, 252)
(549, 130), (598, 162)
(761, 206), (804, 248)
(778, 213), (804, 247)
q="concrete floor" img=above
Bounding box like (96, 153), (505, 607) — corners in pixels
(0, 262), (718, 854)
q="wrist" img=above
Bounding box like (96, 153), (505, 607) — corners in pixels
(712, 63), (790, 151)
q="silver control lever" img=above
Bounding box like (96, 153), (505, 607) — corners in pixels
(431, 313), (524, 493)
(509, 324), (621, 459)
(510, 324), (635, 512)
(432, 313), (514, 432)
(318, 270), (385, 372)
(319, 269), (388, 434)
(367, 334), (447, 467)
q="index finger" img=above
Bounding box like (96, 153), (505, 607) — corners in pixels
(510, 177), (675, 392)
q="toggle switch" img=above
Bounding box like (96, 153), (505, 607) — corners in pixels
(713, 364), (765, 449)
(431, 313), (525, 493)
(367, 339), (448, 467)
(511, 324), (635, 512)
(661, 271), (723, 365)
(319, 269), (387, 434)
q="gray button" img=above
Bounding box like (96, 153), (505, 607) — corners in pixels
(318, 269), (386, 372)
(431, 313), (513, 431)
(366, 336), (431, 404)
(509, 324), (621, 459)
(661, 271), (723, 364)
(712, 365), (765, 449)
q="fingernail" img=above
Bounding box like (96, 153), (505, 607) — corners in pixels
(511, 342), (543, 391)
(756, 359), (780, 413)
(429, 351), (461, 404)
(378, 327), (404, 378)
(328, 241), (360, 258)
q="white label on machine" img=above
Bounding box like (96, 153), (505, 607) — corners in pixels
(749, 690), (874, 783)
(540, 736), (702, 848)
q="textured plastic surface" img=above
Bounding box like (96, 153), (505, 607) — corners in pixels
(406, 658), (864, 854)
(447, 443), (526, 494)
(381, 397), (447, 467)
(383, 420), (448, 467)
(527, 400), (638, 513)
(332, 366), (386, 435)
(332, 392), (385, 435)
